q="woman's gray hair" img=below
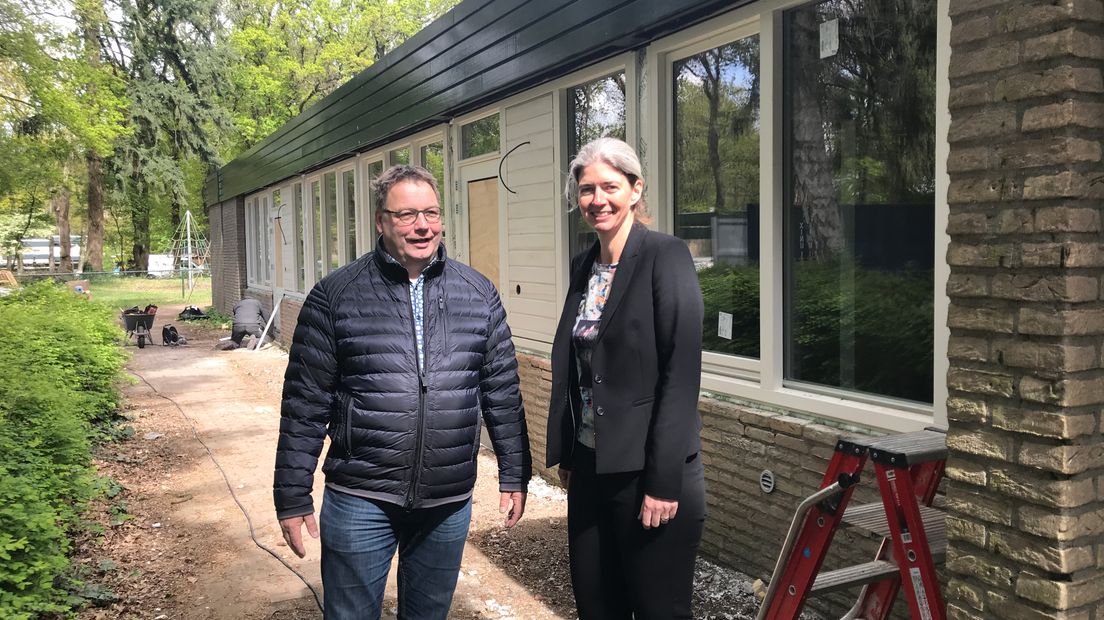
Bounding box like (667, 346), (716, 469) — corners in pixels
(372, 164), (440, 214)
(563, 137), (650, 223)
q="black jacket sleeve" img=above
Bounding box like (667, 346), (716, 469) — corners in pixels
(273, 282), (338, 519)
(643, 238), (704, 500)
(479, 286), (532, 493)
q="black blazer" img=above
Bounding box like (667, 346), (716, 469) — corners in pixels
(546, 222), (704, 500)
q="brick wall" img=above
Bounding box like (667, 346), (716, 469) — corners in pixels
(945, 1), (1104, 618)
(278, 298), (304, 347)
(208, 197), (247, 314)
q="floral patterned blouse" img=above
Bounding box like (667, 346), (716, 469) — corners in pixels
(572, 261), (617, 449)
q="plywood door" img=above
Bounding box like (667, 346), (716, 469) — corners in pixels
(467, 177), (500, 288)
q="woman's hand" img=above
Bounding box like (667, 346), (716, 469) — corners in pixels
(638, 494), (678, 529)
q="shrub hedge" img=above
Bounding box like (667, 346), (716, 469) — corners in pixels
(0, 283), (127, 619)
(697, 258), (933, 402)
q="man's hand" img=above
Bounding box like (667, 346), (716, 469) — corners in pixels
(638, 494), (679, 530)
(279, 514), (319, 558)
(558, 468), (571, 491)
(499, 491), (527, 528)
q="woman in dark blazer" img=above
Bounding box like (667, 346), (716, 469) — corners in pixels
(547, 137), (705, 619)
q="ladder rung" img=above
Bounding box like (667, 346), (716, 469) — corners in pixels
(866, 430), (947, 467)
(811, 560), (897, 594)
(842, 503), (946, 542)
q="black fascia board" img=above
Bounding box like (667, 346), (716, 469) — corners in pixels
(212, 0), (748, 203)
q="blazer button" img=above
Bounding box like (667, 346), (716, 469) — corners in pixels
(595, 406), (605, 416)
(594, 374), (603, 384)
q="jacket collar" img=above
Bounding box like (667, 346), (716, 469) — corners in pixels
(594, 221), (647, 340)
(373, 235), (446, 283)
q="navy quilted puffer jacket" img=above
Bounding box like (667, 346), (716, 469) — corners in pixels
(273, 244), (531, 520)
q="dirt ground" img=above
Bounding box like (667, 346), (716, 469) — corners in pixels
(74, 303), (795, 620)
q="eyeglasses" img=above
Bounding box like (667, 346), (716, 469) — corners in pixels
(382, 207), (442, 225)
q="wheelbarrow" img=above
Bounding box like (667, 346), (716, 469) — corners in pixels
(122, 306), (157, 348)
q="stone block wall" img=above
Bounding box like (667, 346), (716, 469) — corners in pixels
(945, 1), (1104, 618)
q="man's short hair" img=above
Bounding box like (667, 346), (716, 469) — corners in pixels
(372, 165), (440, 214)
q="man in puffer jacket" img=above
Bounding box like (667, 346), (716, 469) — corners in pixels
(274, 165), (531, 619)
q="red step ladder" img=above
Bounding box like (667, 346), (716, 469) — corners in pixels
(756, 429), (947, 620)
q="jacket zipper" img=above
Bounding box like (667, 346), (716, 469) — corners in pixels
(342, 393), (353, 454)
(405, 279), (430, 510)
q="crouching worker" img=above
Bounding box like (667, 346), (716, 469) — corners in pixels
(231, 297), (267, 348)
(274, 164), (531, 620)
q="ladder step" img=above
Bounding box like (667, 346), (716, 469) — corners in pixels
(811, 560), (897, 594)
(842, 503), (946, 544)
(865, 430), (947, 467)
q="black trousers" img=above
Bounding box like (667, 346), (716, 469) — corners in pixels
(567, 444), (705, 619)
(231, 323), (262, 345)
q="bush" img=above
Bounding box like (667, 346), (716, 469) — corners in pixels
(0, 283), (127, 617)
(696, 258), (932, 402)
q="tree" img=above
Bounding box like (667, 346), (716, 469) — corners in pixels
(223, 0), (459, 157)
(100, 0), (231, 269)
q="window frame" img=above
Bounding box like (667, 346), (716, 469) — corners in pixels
(642, 0), (950, 431)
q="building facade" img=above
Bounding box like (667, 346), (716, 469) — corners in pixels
(206, 0), (1104, 616)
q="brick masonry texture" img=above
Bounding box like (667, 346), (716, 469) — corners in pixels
(946, 0), (1104, 617)
(208, 198), (247, 315)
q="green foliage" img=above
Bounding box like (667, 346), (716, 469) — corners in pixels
(696, 258), (932, 402)
(223, 0), (461, 157)
(0, 282), (127, 617)
(697, 263), (760, 357)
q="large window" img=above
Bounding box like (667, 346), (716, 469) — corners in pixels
(293, 182), (305, 292)
(365, 160), (384, 247)
(567, 72), (626, 261)
(461, 115), (499, 159)
(783, 0), (936, 403)
(246, 195), (272, 286)
(311, 179), (322, 284)
(673, 35), (761, 359)
(420, 141), (445, 205)
(343, 170), (356, 262)
(325, 171), (338, 273)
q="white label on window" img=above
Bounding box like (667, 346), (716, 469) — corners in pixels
(820, 19), (839, 59)
(718, 312), (733, 340)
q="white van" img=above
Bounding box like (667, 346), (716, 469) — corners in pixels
(147, 254), (175, 278)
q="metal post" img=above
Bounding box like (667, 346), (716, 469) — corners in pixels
(186, 210), (194, 291)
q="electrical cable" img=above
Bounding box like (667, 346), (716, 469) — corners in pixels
(130, 370), (324, 613)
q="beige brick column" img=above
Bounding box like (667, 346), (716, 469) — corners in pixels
(945, 0), (1104, 618)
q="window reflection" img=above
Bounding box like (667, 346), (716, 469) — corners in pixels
(784, 0), (936, 402)
(673, 35), (761, 359)
(420, 142), (445, 207)
(461, 116), (499, 159)
(567, 73), (626, 261)
(344, 171), (356, 263)
(294, 183), (305, 292)
(326, 172), (338, 273)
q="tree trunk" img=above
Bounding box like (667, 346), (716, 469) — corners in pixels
(85, 153), (106, 271)
(52, 186), (73, 272)
(132, 191), (151, 271)
(791, 10), (843, 258)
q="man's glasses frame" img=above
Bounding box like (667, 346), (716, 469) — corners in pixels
(382, 207), (443, 225)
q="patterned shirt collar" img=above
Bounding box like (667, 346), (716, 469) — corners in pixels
(377, 235), (442, 275)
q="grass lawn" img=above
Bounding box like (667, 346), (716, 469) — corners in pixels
(88, 274), (213, 311)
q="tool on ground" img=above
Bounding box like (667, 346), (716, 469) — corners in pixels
(755, 429), (947, 620)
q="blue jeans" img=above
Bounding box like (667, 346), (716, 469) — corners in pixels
(319, 487), (472, 620)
